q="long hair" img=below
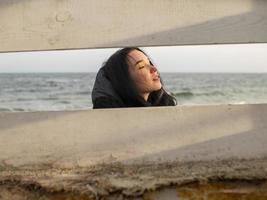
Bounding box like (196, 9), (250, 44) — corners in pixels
(102, 47), (176, 107)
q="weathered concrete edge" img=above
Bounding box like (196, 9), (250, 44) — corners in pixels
(1, 158), (267, 199)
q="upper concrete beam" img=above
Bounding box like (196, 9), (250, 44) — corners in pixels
(0, 0), (267, 53)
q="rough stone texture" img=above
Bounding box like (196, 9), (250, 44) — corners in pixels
(1, 158), (267, 199)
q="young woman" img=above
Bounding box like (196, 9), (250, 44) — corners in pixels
(92, 47), (176, 108)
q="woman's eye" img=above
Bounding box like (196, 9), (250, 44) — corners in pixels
(138, 66), (145, 69)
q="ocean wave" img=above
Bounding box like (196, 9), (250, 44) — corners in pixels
(76, 91), (90, 95)
(171, 92), (194, 98)
(47, 81), (59, 87)
(40, 97), (59, 101)
(172, 91), (225, 98)
(0, 108), (12, 112)
(56, 100), (71, 104)
(12, 108), (25, 112)
(229, 101), (247, 105)
(196, 91), (225, 96)
(13, 89), (51, 93)
(17, 98), (35, 101)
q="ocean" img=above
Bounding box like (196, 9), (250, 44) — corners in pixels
(0, 73), (267, 112)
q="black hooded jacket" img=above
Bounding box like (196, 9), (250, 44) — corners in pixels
(92, 68), (126, 108)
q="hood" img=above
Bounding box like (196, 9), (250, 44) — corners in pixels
(91, 67), (122, 102)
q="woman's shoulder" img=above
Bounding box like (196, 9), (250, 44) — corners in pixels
(92, 68), (125, 109)
(93, 96), (125, 109)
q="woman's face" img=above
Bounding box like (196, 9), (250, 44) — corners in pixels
(127, 50), (162, 101)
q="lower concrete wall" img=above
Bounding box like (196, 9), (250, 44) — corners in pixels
(0, 104), (267, 169)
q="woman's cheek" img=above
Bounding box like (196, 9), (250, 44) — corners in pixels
(139, 75), (149, 85)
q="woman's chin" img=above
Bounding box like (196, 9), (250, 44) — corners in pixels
(153, 82), (162, 91)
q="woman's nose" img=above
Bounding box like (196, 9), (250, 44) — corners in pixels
(150, 65), (157, 73)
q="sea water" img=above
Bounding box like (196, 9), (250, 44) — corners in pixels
(0, 73), (267, 112)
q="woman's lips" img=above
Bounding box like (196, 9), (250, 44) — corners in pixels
(153, 75), (160, 81)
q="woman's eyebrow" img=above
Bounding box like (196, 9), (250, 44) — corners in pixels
(135, 60), (145, 66)
(135, 58), (149, 66)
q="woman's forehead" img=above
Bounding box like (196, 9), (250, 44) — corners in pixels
(127, 50), (149, 65)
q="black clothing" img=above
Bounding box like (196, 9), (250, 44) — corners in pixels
(93, 97), (124, 108)
(92, 68), (176, 109)
(92, 68), (126, 108)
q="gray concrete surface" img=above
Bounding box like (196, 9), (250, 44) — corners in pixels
(0, 0), (267, 52)
(1, 104), (267, 169)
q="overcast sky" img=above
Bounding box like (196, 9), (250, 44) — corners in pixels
(0, 43), (266, 73)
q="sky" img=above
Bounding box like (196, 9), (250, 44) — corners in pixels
(0, 43), (266, 73)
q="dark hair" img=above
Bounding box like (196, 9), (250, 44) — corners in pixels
(102, 47), (176, 107)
